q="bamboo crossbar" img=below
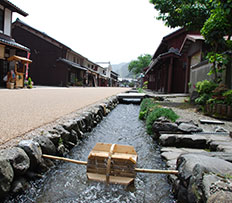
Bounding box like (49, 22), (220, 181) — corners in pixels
(42, 154), (87, 165)
(135, 168), (178, 175)
(42, 154), (178, 175)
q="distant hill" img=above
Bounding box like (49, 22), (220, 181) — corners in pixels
(112, 62), (134, 78)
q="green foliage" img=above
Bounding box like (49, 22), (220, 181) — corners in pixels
(201, 1), (232, 44)
(139, 98), (158, 120)
(195, 93), (211, 105)
(149, 0), (211, 30)
(137, 88), (144, 93)
(146, 107), (179, 134)
(150, 0), (232, 82)
(137, 81), (148, 93)
(206, 52), (229, 83)
(212, 84), (228, 97)
(58, 138), (63, 145)
(223, 89), (232, 105)
(195, 80), (218, 94)
(195, 80), (218, 105)
(224, 174), (232, 180)
(27, 77), (33, 88)
(195, 80), (231, 106)
(188, 82), (192, 89)
(140, 98), (155, 112)
(139, 98), (179, 134)
(200, 0), (232, 82)
(128, 54), (152, 75)
(143, 81), (148, 89)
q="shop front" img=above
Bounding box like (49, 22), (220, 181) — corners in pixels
(0, 36), (30, 88)
(6, 55), (32, 89)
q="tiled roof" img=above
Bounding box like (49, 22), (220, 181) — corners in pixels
(180, 34), (205, 53)
(57, 58), (87, 71)
(14, 19), (86, 59)
(0, 37), (30, 51)
(1, 0), (28, 16)
(145, 48), (181, 75)
(14, 18), (70, 50)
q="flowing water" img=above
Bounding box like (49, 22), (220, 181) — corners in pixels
(7, 104), (175, 203)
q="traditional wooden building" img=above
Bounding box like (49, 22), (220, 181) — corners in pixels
(110, 71), (119, 87)
(96, 62), (118, 87)
(0, 1), (30, 87)
(12, 18), (88, 87)
(180, 34), (232, 91)
(145, 28), (200, 93)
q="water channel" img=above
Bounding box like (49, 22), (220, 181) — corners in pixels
(7, 104), (175, 203)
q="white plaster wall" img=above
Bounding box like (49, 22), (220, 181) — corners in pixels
(4, 8), (11, 36)
(98, 67), (104, 74)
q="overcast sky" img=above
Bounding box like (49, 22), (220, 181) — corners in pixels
(11, 0), (176, 64)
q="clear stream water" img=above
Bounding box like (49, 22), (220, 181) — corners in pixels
(7, 104), (175, 203)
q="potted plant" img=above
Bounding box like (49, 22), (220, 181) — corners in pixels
(27, 77), (33, 89)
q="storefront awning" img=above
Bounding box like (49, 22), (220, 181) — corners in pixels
(87, 68), (99, 76)
(145, 48), (181, 75)
(58, 58), (87, 71)
(0, 38), (30, 52)
(8, 55), (32, 63)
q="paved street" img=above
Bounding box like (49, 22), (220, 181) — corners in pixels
(0, 87), (130, 146)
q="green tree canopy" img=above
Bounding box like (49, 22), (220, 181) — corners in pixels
(201, 0), (232, 82)
(149, 0), (212, 30)
(128, 54), (152, 75)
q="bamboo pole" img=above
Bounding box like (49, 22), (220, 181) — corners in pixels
(42, 154), (178, 175)
(42, 154), (87, 165)
(135, 168), (178, 175)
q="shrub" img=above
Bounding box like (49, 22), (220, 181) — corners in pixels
(195, 93), (211, 105)
(195, 80), (218, 95)
(137, 88), (144, 93)
(146, 107), (179, 134)
(195, 80), (218, 105)
(212, 84), (228, 99)
(143, 81), (148, 89)
(139, 98), (158, 120)
(223, 90), (232, 105)
(27, 77), (33, 88)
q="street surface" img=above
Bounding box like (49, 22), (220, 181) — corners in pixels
(0, 87), (130, 146)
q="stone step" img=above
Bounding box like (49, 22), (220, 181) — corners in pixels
(159, 133), (232, 150)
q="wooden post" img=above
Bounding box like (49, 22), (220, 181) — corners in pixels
(184, 57), (190, 93)
(167, 57), (173, 93)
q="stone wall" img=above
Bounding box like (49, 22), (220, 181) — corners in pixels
(0, 96), (118, 200)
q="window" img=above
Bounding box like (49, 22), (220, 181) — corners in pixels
(0, 9), (4, 32)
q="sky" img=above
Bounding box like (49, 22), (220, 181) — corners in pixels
(11, 0), (176, 64)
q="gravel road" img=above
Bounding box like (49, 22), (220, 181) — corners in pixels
(0, 87), (130, 146)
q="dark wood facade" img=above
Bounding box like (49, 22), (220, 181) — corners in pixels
(12, 19), (87, 87)
(146, 28), (200, 93)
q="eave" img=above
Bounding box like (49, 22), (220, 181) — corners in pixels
(1, 0), (28, 16)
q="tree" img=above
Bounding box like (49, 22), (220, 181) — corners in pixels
(128, 54), (152, 75)
(149, 0), (212, 30)
(149, 0), (232, 83)
(201, 0), (232, 82)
